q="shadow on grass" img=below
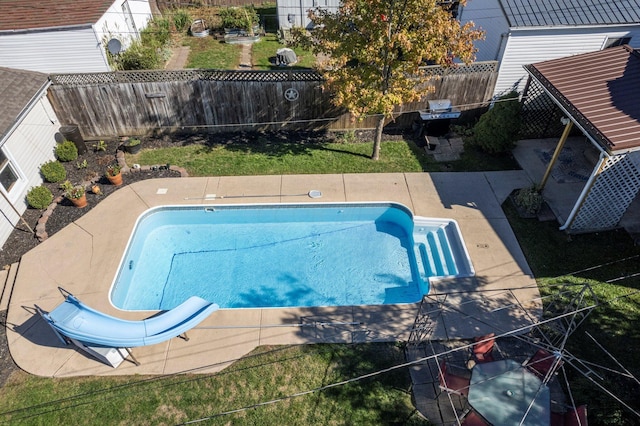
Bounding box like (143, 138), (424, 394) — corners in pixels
(166, 130), (375, 160)
(148, 128), (437, 172)
(317, 145), (371, 159)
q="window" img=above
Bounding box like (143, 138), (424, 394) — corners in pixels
(0, 150), (18, 192)
(604, 37), (631, 49)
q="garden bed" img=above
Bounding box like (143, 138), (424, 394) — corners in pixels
(0, 142), (181, 268)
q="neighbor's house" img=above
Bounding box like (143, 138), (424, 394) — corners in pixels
(0, 68), (61, 248)
(277, 0), (340, 30)
(276, 0), (461, 30)
(0, 0), (153, 74)
(459, 0), (640, 96)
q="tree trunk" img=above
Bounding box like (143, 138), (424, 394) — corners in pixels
(371, 115), (385, 160)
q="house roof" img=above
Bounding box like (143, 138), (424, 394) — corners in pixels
(500, 0), (640, 28)
(0, 67), (49, 142)
(524, 45), (640, 154)
(0, 0), (114, 32)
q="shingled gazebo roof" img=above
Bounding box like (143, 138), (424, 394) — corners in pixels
(524, 45), (640, 154)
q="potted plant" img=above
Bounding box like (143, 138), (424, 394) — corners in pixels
(123, 138), (141, 154)
(106, 163), (123, 186)
(61, 180), (88, 208)
(512, 184), (543, 217)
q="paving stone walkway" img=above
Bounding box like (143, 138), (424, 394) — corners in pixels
(165, 46), (190, 70)
(423, 136), (465, 162)
(238, 44), (252, 69)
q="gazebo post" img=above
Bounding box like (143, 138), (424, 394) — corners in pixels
(539, 119), (574, 190)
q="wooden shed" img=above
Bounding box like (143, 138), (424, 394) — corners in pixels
(0, 68), (61, 247)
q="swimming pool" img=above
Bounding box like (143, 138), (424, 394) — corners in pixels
(110, 203), (474, 311)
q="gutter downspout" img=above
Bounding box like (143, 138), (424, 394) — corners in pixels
(559, 151), (607, 231)
(92, 24), (111, 71)
(495, 32), (509, 61)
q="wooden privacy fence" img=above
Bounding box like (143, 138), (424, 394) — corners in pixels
(47, 63), (498, 140)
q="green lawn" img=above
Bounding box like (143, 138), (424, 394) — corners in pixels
(181, 32), (314, 71)
(128, 138), (445, 175)
(182, 36), (241, 70)
(127, 136), (520, 176)
(252, 34), (317, 70)
(0, 344), (425, 425)
(173, 3), (314, 71)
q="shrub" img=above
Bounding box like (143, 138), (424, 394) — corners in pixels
(201, 9), (222, 29)
(26, 185), (53, 209)
(172, 9), (192, 32)
(514, 185), (543, 215)
(40, 160), (67, 183)
(471, 91), (522, 154)
(119, 40), (162, 70)
(55, 140), (78, 162)
(141, 17), (171, 48)
(93, 140), (107, 152)
(220, 6), (259, 31)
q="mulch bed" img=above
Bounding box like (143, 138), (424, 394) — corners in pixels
(0, 144), (181, 268)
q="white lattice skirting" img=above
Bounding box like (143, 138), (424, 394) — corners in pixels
(570, 151), (640, 232)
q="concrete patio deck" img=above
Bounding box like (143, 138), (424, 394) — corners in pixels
(6, 171), (542, 377)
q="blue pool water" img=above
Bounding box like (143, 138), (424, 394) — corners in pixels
(110, 203), (473, 311)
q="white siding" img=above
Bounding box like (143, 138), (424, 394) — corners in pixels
(0, 27), (109, 73)
(0, 1), (152, 74)
(494, 25), (640, 96)
(277, 0), (340, 29)
(96, 0), (153, 49)
(459, 0), (510, 62)
(0, 93), (59, 247)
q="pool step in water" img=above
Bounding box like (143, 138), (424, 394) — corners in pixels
(413, 218), (468, 280)
(413, 229), (456, 278)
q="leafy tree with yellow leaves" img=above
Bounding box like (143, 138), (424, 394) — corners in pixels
(295, 0), (483, 159)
